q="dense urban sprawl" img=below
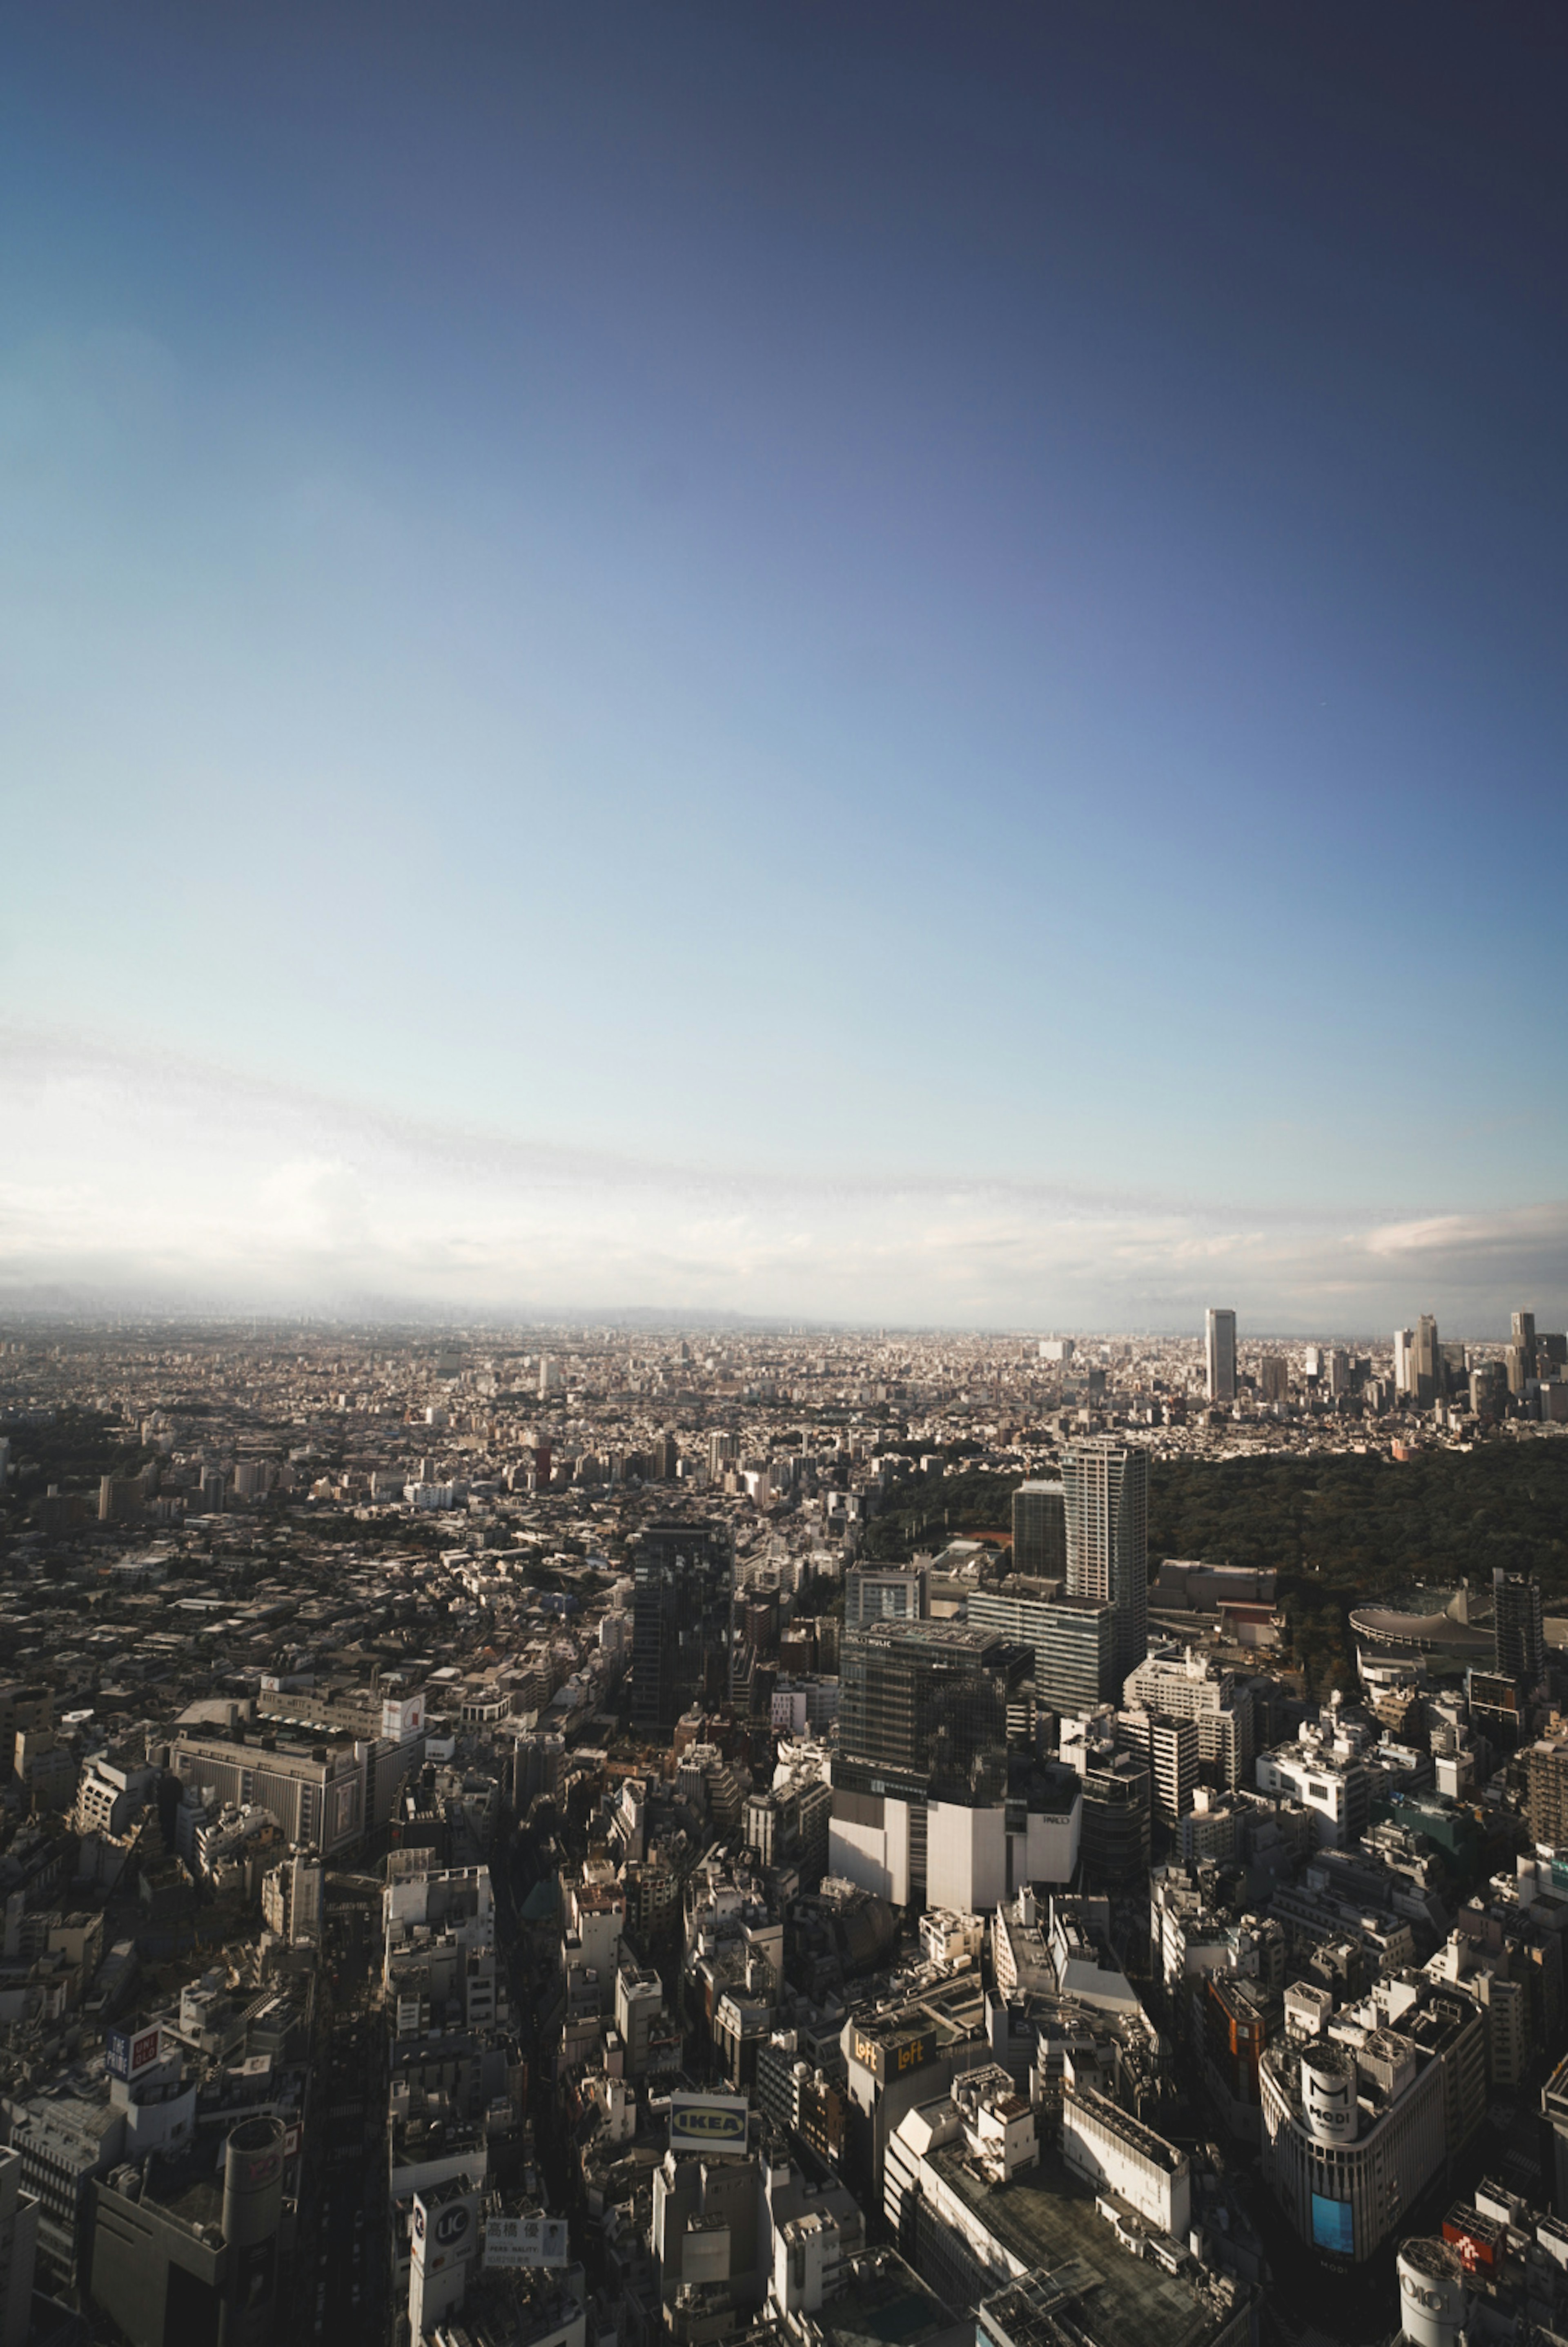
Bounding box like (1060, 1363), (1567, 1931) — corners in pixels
(0, 1308), (1564, 2347)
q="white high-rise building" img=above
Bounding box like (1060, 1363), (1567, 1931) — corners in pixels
(1205, 1308), (1237, 1403)
(844, 1566), (927, 1629)
(1123, 1642), (1255, 1788)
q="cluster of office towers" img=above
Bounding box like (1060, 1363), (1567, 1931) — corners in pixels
(1205, 1305), (1558, 1413)
(623, 1439), (1149, 1829)
(964, 1437), (1148, 1718)
(1397, 1309), (1561, 1412)
(839, 1440), (1148, 1756)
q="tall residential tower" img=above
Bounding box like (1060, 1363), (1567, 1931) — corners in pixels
(1062, 1437), (1149, 1691)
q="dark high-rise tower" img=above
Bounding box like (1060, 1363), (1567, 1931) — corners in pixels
(649, 1432), (681, 1481)
(630, 1522), (734, 1732)
(1062, 1437), (1149, 1694)
(1205, 1308), (1238, 1403)
(1494, 1568), (1544, 1689)
(836, 1619), (1014, 1805)
(1010, 1479), (1066, 1578)
(1513, 1311), (1539, 1380)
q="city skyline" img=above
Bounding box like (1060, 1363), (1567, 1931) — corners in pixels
(2, 1258), (1566, 2336)
(3, 6), (1566, 1324)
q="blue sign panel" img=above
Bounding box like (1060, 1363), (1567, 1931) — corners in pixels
(1311, 2193), (1354, 2256)
(106, 2025), (162, 2082)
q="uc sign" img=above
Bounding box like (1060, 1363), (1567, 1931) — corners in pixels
(435, 2205), (471, 2247)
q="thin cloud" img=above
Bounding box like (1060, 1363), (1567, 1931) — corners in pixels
(0, 1026), (1561, 1332)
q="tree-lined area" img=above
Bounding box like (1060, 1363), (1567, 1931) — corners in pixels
(859, 1442), (1568, 1697)
(859, 1466), (1017, 1561)
(1152, 1444), (1568, 1698)
(1147, 1444), (1568, 1595)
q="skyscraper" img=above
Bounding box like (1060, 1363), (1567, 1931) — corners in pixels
(1123, 1643), (1255, 1787)
(1061, 1717), (1152, 1892)
(1413, 1315), (1442, 1405)
(1205, 1309), (1237, 1403)
(844, 1564), (928, 1629)
(1494, 1569), (1544, 1689)
(1010, 1479), (1066, 1578)
(836, 1619), (1013, 1805)
(630, 1522), (734, 1732)
(1062, 1437), (1149, 1689)
(829, 1618), (1031, 1909)
(1527, 1735), (1568, 1850)
(967, 1586), (1114, 1713)
(1513, 1311), (1539, 1380)
(649, 1432), (681, 1481)
(1118, 1708), (1198, 1827)
(1393, 1330), (1415, 1395)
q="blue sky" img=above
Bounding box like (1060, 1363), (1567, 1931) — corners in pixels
(2, 4), (1565, 1326)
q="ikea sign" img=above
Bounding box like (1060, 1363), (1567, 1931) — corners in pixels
(670, 2094), (749, 2154)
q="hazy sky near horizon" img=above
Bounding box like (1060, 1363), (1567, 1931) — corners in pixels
(3, 4), (1566, 1328)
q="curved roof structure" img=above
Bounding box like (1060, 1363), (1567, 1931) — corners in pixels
(1349, 1605), (1492, 1656)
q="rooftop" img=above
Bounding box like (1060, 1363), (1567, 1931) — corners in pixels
(845, 1620), (1016, 1662)
(932, 2143), (1240, 2347)
(1062, 2084), (1186, 2178)
(812, 2249), (971, 2347)
(1348, 1606), (1492, 1654)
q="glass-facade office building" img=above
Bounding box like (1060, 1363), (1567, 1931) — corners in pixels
(630, 1522), (734, 1731)
(1009, 1480), (1066, 1579)
(966, 1588), (1114, 1713)
(837, 1620), (1019, 1806)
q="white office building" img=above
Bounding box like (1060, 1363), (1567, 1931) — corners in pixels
(1259, 1980), (1484, 2263)
(1205, 1309), (1238, 1404)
